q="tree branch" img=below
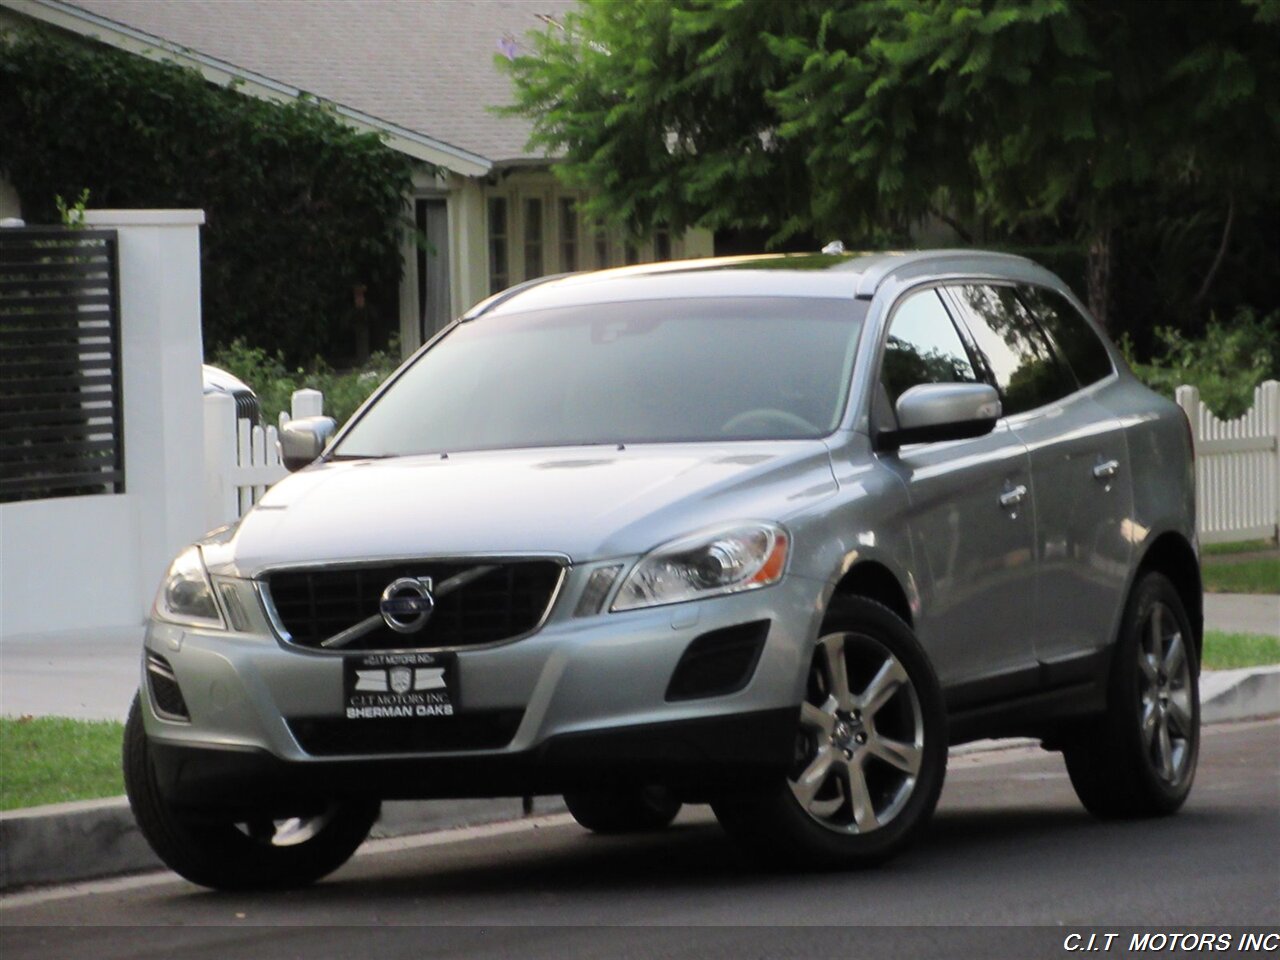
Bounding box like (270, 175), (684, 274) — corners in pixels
(1193, 194), (1235, 307)
(927, 206), (975, 245)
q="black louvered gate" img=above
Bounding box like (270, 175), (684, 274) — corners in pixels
(0, 227), (125, 502)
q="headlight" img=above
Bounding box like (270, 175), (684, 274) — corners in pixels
(612, 523), (789, 611)
(153, 546), (225, 630)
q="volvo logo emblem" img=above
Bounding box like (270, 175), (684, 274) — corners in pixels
(379, 577), (435, 634)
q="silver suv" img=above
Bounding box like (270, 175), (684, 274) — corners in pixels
(125, 251), (1201, 889)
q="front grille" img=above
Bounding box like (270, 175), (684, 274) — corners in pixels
(264, 560), (563, 651)
(287, 711), (523, 756)
(230, 389), (260, 427)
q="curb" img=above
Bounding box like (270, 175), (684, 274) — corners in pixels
(3, 666), (1277, 893)
(0, 795), (565, 892)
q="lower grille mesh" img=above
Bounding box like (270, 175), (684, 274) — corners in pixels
(287, 711), (523, 756)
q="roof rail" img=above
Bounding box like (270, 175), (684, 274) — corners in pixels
(852, 249), (1033, 298)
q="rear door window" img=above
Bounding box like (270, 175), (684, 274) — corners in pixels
(1017, 285), (1114, 387)
(946, 285), (1075, 417)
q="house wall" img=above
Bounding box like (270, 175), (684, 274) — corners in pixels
(1, 210), (209, 637)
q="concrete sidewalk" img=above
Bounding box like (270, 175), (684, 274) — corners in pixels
(1203, 592), (1279, 637)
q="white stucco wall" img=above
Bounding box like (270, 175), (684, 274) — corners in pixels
(1, 210), (209, 637)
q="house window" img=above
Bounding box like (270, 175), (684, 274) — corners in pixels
(654, 227), (672, 261)
(488, 197), (509, 293)
(524, 198), (544, 279)
(559, 198), (578, 272)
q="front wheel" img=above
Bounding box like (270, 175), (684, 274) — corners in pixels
(1062, 572), (1200, 818)
(713, 596), (947, 868)
(123, 696), (379, 890)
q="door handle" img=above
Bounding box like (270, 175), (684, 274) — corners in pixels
(999, 484), (1027, 509)
(1093, 459), (1120, 481)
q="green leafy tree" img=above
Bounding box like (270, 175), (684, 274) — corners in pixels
(503, 0), (1280, 329)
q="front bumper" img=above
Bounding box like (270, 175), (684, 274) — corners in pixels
(149, 708), (798, 809)
(140, 576), (825, 802)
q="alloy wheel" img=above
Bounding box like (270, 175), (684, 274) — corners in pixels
(790, 631), (925, 833)
(1137, 600), (1194, 785)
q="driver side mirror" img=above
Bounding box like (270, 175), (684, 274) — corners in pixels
(877, 382), (1001, 450)
(279, 416), (337, 471)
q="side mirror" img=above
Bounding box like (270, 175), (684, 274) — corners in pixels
(279, 416), (337, 471)
(878, 382), (1001, 449)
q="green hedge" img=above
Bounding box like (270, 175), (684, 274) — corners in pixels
(0, 29), (416, 365)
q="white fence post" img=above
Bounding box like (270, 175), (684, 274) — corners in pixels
(1178, 380), (1280, 545)
(292, 388), (324, 420)
(203, 392), (238, 531)
(203, 391), (296, 527)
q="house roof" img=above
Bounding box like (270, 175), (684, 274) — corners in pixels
(9, 0), (576, 176)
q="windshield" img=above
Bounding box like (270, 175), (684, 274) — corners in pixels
(333, 297), (865, 457)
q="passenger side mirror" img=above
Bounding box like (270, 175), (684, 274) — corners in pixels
(280, 416), (337, 471)
(878, 382), (1001, 450)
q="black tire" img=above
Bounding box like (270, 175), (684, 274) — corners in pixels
(1063, 572), (1200, 819)
(712, 596), (947, 868)
(123, 695), (379, 890)
(564, 785), (682, 834)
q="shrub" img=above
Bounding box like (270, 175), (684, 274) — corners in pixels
(209, 340), (401, 428)
(1122, 308), (1278, 419)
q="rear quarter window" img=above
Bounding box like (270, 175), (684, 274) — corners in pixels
(1017, 285), (1115, 387)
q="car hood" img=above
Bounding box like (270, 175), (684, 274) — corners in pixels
(208, 442), (838, 576)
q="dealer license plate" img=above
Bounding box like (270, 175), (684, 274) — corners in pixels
(343, 651), (457, 720)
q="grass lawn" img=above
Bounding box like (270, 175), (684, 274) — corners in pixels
(1202, 539), (1276, 557)
(1201, 630), (1280, 670)
(0, 716), (124, 811)
(1201, 555), (1280, 594)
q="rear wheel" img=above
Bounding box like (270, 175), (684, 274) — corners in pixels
(564, 785), (682, 834)
(123, 695), (379, 890)
(713, 596), (946, 867)
(1063, 572), (1200, 818)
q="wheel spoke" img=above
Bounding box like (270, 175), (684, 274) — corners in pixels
(790, 745), (835, 807)
(1139, 651), (1159, 684)
(858, 656), (907, 717)
(1155, 716), (1175, 780)
(1141, 699), (1159, 746)
(820, 634), (852, 709)
(800, 700), (836, 737)
(1163, 631), (1186, 679)
(868, 735), (922, 776)
(841, 759), (879, 832)
(1167, 688), (1193, 736)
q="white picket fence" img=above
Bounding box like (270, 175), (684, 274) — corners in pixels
(202, 387), (325, 530)
(1177, 380), (1280, 545)
(202, 380), (1280, 546)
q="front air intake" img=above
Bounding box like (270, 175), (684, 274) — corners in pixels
(666, 620), (770, 702)
(146, 653), (190, 722)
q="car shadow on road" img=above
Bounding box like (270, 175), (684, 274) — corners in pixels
(176, 800), (1237, 907)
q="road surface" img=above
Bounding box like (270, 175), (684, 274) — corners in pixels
(3, 719), (1276, 959)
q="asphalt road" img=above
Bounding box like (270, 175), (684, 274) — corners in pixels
(3, 720), (1277, 959)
